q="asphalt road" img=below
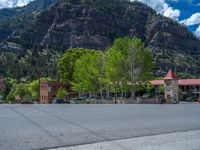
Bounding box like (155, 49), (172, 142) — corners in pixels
(0, 104), (200, 150)
(52, 130), (200, 150)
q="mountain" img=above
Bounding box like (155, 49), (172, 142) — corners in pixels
(0, 0), (57, 21)
(0, 0), (57, 52)
(0, 0), (200, 79)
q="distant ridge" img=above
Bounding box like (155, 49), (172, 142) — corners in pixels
(0, 0), (199, 79)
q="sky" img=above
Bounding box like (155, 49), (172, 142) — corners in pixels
(0, 0), (200, 38)
(0, 0), (32, 8)
(132, 0), (200, 38)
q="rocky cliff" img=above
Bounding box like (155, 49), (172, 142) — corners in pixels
(0, 0), (200, 78)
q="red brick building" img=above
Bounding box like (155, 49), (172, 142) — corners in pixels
(40, 80), (70, 104)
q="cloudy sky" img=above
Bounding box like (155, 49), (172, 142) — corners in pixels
(0, 0), (200, 37)
(0, 0), (32, 8)
(133, 0), (200, 38)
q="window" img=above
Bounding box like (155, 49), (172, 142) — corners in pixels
(48, 86), (52, 93)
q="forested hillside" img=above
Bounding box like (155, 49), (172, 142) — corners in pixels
(0, 0), (200, 80)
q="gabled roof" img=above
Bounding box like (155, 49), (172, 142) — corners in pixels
(163, 70), (178, 80)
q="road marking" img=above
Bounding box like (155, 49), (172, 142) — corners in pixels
(7, 105), (66, 146)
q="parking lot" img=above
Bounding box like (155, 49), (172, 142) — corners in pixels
(0, 104), (200, 150)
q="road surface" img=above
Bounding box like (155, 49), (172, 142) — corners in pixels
(0, 104), (200, 150)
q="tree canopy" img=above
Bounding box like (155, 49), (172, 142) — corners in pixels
(105, 37), (154, 93)
(58, 48), (97, 83)
(56, 88), (68, 99)
(72, 51), (105, 93)
(58, 37), (153, 96)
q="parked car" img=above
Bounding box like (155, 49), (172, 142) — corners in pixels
(74, 97), (88, 101)
(87, 97), (96, 101)
(142, 93), (153, 98)
(103, 96), (113, 100)
(186, 96), (196, 102)
(52, 99), (70, 104)
(198, 98), (200, 103)
(20, 100), (34, 104)
(172, 100), (179, 104)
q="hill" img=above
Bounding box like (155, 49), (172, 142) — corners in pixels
(0, 0), (200, 79)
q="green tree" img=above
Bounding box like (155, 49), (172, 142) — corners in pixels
(72, 51), (105, 97)
(146, 84), (155, 94)
(58, 48), (96, 83)
(56, 88), (67, 99)
(105, 37), (153, 98)
(27, 80), (39, 100)
(6, 90), (15, 103)
(159, 85), (165, 95)
(5, 83), (32, 103)
(14, 84), (31, 99)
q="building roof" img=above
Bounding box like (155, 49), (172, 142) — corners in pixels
(163, 70), (178, 80)
(150, 79), (200, 86)
(178, 79), (200, 86)
(150, 70), (200, 86)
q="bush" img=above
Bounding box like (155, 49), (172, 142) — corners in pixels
(56, 88), (68, 99)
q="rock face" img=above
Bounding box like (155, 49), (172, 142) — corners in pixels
(0, 0), (200, 77)
(7, 0), (200, 52)
(0, 0), (57, 42)
(7, 0), (155, 50)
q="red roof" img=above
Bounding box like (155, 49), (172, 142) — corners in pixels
(150, 69), (200, 86)
(178, 79), (200, 86)
(150, 79), (200, 86)
(163, 70), (178, 80)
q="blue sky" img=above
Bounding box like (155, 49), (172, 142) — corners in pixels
(133, 0), (200, 38)
(166, 0), (200, 34)
(0, 0), (200, 38)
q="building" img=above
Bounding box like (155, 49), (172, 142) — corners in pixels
(150, 70), (200, 103)
(40, 80), (70, 104)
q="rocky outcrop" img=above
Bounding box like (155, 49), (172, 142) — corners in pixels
(7, 0), (154, 50)
(6, 0), (200, 53)
(0, 0), (200, 77)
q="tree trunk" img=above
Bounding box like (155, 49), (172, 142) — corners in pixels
(131, 89), (136, 100)
(106, 85), (109, 99)
(89, 92), (92, 99)
(114, 85), (117, 104)
(79, 92), (81, 98)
